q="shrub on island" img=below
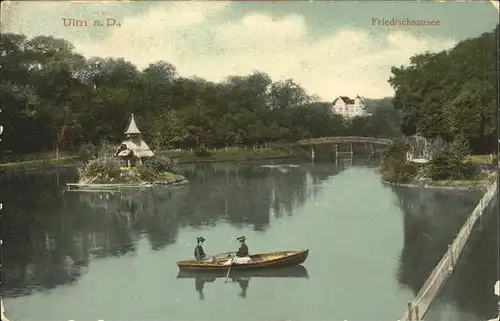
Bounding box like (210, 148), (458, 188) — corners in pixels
(77, 155), (185, 185)
(381, 134), (484, 185)
(380, 139), (418, 183)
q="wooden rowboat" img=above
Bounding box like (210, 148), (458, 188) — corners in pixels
(176, 249), (309, 271)
(177, 264), (309, 279)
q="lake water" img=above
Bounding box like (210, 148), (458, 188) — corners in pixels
(0, 159), (494, 321)
(425, 200), (498, 321)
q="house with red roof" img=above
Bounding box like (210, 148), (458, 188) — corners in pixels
(331, 95), (368, 118)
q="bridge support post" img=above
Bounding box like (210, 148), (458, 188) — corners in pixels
(478, 198), (483, 230)
(448, 244), (454, 271)
(349, 143), (353, 165)
(407, 302), (413, 321)
(311, 146), (315, 163)
(371, 143), (375, 157)
(335, 144), (339, 165)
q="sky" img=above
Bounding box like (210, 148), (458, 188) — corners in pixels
(1, 1), (498, 101)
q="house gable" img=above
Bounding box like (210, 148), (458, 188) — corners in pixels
(331, 95), (368, 118)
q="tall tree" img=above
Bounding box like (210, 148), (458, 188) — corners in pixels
(388, 26), (497, 153)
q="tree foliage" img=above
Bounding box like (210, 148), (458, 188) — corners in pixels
(427, 134), (474, 180)
(142, 155), (176, 173)
(380, 140), (418, 183)
(1, 33), (401, 157)
(388, 26), (498, 154)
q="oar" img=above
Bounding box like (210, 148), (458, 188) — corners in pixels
(224, 254), (234, 284)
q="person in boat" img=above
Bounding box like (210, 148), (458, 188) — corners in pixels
(233, 236), (251, 264)
(194, 237), (215, 263)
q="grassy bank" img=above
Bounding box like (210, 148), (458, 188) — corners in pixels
(0, 156), (79, 170)
(429, 172), (493, 187)
(2, 151), (76, 162)
(162, 146), (298, 163)
(381, 148), (497, 190)
(410, 171), (495, 189)
(465, 154), (496, 165)
(0, 146), (299, 171)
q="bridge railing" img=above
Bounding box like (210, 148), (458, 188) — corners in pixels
(295, 136), (394, 146)
(401, 179), (497, 321)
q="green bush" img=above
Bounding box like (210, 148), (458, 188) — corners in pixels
(98, 141), (116, 157)
(446, 134), (471, 161)
(417, 164), (433, 179)
(428, 155), (457, 180)
(460, 160), (475, 179)
(142, 155), (175, 173)
(131, 167), (157, 182)
(429, 150), (476, 180)
(77, 154), (183, 184)
(398, 163), (418, 182)
(78, 143), (97, 163)
(380, 140), (417, 183)
(380, 147), (417, 184)
(78, 156), (122, 183)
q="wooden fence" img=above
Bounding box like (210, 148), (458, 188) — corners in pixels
(401, 179), (498, 321)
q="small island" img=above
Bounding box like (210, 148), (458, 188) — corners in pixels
(75, 114), (187, 189)
(380, 135), (496, 190)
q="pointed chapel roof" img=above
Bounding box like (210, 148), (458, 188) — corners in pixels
(125, 113), (141, 134)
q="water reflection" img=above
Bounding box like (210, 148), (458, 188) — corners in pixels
(425, 201), (498, 321)
(394, 185), (482, 294)
(1, 161), (335, 297)
(393, 184), (495, 319)
(177, 265), (309, 300)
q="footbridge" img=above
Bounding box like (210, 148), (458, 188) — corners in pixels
(293, 136), (394, 163)
(295, 136), (393, 146)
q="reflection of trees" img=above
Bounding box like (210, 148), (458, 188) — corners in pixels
(426, 201), (498, 320)
(1, 168), (88, 297)
(175, 162), (344, 231)
(1, 161), (338, 297)
(394, 185), (484, 294)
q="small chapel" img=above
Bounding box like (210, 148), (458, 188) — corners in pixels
(115, 114), (154, 167)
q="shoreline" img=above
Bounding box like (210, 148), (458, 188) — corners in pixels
(381, 177), (494, 191)
(175, 155), (297, 164)
(0, 153), (300, 172)
(67, 178), (189, 191)
(0, 156), (80, 172)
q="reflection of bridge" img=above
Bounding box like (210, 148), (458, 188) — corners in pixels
(293, 136), (394, 163)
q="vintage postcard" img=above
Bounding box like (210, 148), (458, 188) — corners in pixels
(0, 1), (498, 321)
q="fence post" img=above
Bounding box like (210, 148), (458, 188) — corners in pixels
(407, 302), (412, 321)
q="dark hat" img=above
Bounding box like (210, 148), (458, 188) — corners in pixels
(237, 236), (246, 242)
(197, 237), (206, 242)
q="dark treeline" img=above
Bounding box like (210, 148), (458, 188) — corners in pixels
(389, 25), (498, 154)
(0, 33), (400, 157)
